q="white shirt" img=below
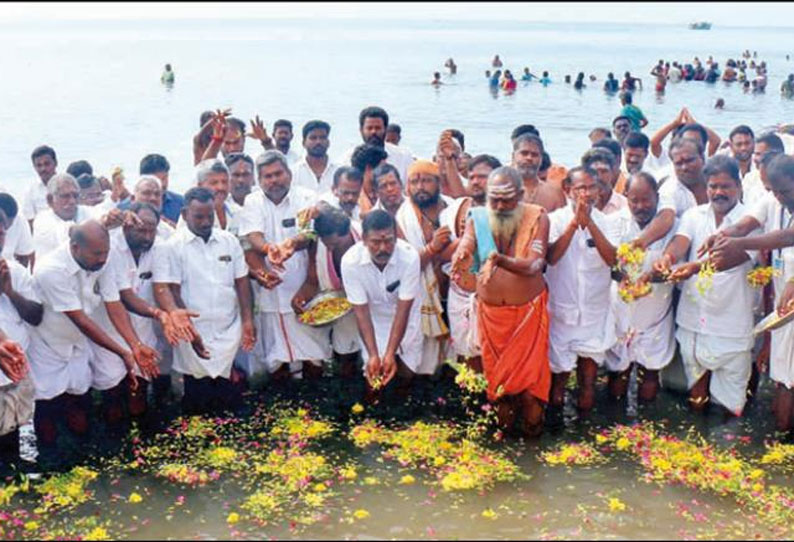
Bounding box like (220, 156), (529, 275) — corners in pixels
(32, 206), (97, 259)
(0, 259), (37, 355)
(546, 203), (620, 327)
(675, 202), (756, 338)
(30, 242), (119, 399)
(21, 180), (49, 222)
(747, 191), (794, 290)
(319, 190), (361, 222)
(742, 169), (767, 209)
(658, 176), (699, 218)
(1, 216), (34, 260)
(602, 190), (628, 215)
(292, 156), (339, 194)
(609, 208), (676, 328)
(153, 226), (248, 378)
(237, 186), (318, 314)
(341, 239), (422, 368)
(283, 148), (301, 167)
(338, 142), (415, 183)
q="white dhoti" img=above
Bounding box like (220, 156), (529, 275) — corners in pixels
(548, 312), (616, 374)
(677, 327), (753, 415)
(605, 283), (675, 373)
(769, 252), (794, 388)
(0, 376), (35, 436)
(447, 284), (480, 359)
(259, 312), (332, 374)
(173, 316), (242, 380)
(27, 336), (93, 401)
(331, 312), (361, 356)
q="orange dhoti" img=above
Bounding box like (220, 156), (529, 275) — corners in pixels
(477, 290), (550, 403)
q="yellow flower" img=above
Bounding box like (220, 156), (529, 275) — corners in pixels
(128, 492), (143, 503)
(313, 482), (327, 492)
(352, 509), (370, 520)
(351, 403), (364, 414)
(399, 474), (416, 485)
(595, 434), (608, 444)
(608, 497), (626, 512)
(83, 526), (110, 541)
(226, 512), (240, 524)
(482, 508), (498, 520)
(24, 521), (39, 531)
(340, 466), (357, 480)
(363, 476), (379, 485)
(615, 437), (631, 451)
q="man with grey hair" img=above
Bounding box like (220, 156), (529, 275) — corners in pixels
(32, 174), (94, 258)
(128, 175), (175, 239)
(450, 165), (551, 437)
(239, 150), (329, 380)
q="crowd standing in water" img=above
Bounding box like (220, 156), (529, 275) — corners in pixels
(3, 51), (794, 473)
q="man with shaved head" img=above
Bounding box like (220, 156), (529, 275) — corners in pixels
(129, 175), (175, 240)
(451, 166), (551, 437)
(30, 220), (159, 464)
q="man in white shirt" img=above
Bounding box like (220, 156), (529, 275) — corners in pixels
(292, 205), (362, 377)
(0, 211), (43, 466)
(582, 147), (627, 215)
(341, 209), (422, 395)
(127, 176), (176, 240)
(194, 159), (234, 232)
(337, 106), (414, 183)
(225, 152), (256, 224)
(76, 174), (116, 215)
(742, 133), (785, 208)
(605, 172), (676, 402)
(546, 166), (620, 413)
(0, 194), (34, 268)
(32, 174), (103, 259)
(153, 187), (255, 415)
(622, 132), (653, 177)
(652, 155), (756, 416)
(372, 163), (406, 217)
(318, 166), (364, 221)
(292, 120), (339, 194)
(273, 119), (301, 166)
(701, 154), (794, 429)
(30, 220), (158, 457)
(723, 125), (755, 180)
(22, 145), (58, 226)
(239, 151), (328, 380)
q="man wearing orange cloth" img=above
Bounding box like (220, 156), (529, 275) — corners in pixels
(450, 166), (550, 437)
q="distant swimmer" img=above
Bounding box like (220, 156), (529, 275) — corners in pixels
(621, 71), (642, 92)
(489, 70), (502, 88)
(492, 54), (503, 68)
(502, 70), (517, 91)
(564, 74), (572, 84)
(161, 63), (175, 85)
(603, 72), (619, 93)
(445, 58), (457, 74)
(714, 98), (725, 109)
(539, 71), (552, 86)
(431, 72), (443, 86)
(574, 72), (586, 90)
(781, 74), (794, 98)
(521, 67), (537, 81)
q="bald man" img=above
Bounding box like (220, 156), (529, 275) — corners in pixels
(451, 166), (551, 437)
(30, 220), (158, 461)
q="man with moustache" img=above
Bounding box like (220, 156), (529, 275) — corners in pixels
(651, 156), (756, 416)
(293, 120), (339, 193)
(512, 133), (566, 213)
(450, 166), (550, 436)
(441, 154), (501, 368)
(239, 151), (328, 380)
(23, 145), (59, 226)
(741, 132), (784, 208)
(338, 106), (415, 184)
(341, 210), (422, 394)
(605, 173), (676, 402)
(319, 166), (364, 221)
(721, 125), (755, 179)
(395, 160), (453, 377)
(372, 164), (405, 217)
(699, 154), (794, 430)
(224, 153), (257, 234)
(546, 167), (621, 413)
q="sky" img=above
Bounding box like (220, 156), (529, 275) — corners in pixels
(0, 1), (791, 27)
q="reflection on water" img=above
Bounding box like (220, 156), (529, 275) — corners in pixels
(2, 369), (792, 540)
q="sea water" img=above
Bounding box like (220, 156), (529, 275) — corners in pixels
(1, 17), (793, 201)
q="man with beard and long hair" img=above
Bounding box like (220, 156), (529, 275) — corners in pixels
(293, 120), (339, 194)
(512, 134), (566, 213)
(440, 154), (501, 370)
(395, 160), (453, 379)
(450, 166), (550, 437)
(338, 106), (414, 184)
(546, 167), (621, 414)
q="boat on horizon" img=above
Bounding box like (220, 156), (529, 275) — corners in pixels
(689, 21), (712, 30)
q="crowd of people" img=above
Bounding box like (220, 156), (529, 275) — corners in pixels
(2, 101), (794, 473)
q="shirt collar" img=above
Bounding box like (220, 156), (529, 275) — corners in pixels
(63, 244), (82, 275)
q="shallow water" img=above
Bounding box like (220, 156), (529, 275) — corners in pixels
(2, 368), (792, 540)
(1, 18), (794, 201)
